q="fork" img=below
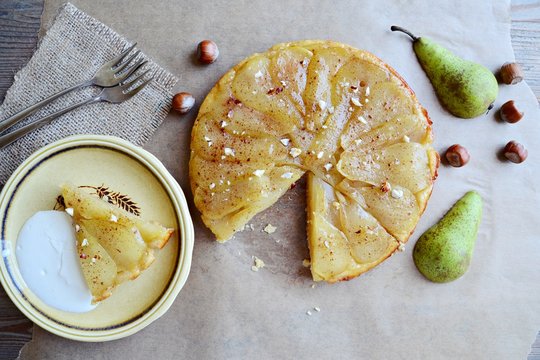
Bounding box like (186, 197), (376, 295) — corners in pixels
(0, 72), (153, 149)
(0, 43), (147, 134)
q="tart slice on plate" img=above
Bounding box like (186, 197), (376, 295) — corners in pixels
(62, 184), (174, 302)
(190, 40), (439, 282)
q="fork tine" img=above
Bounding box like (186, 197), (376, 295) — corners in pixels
(121, 69), (151, 89)
(116, 59), (148, 83)
(110, 42), (137, 68)
(114, 50), (141, 74)
(127, 78), (153, 97)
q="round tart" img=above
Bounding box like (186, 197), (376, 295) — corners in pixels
(190, 40), (439, 282)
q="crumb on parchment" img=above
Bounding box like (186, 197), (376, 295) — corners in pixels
(263, 224), (276, 234)
(251, 256), (265, 272)
(306, 307), (320, 316)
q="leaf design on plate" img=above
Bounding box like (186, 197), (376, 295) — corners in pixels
(53, 195), (66, 211)
(78, 184), (141, 216)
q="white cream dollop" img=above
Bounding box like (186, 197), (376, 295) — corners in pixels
(16, 210), (96, 313)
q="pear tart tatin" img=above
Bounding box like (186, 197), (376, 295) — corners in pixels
(189, 41), (439, 282)
(62, 184), (174, 302)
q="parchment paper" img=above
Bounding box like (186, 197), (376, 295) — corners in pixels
(19, 0), (540, 359)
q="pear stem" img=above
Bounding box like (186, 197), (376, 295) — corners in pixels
(390, 26), (419, 41)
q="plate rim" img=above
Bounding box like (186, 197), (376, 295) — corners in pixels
(0, 135), (194, 342)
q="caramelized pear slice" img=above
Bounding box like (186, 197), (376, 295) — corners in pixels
(337, 194), (398, 264)
(307, 174), (400, 282)
(337, 142), (431, 193)
(331, 57), (391, 107)
(340, 82), (419, 149)
(225, 104), (295, 138)
(307, 174), (358, 282)
(79, 219), (154, 282)
(358, 185), (420, 242)
(198, 71), (296, 139)
(270, 46), (312, 115)
(342, 115), (429, 152)
(303, 46), (353, 130)
(201, 165), (304, 242)
(191, 113), (288, 164)
(232, 55), (303, 128)
(62, 184), (173, 249)
(76, 228), (117, 303)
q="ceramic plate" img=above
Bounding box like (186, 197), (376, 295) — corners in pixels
(0, 135), (194, 341)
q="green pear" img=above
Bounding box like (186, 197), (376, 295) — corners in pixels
(413, 191), (482, 283)
(391, 26), (498, 119)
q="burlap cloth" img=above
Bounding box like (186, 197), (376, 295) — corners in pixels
(0, 2), (178, 186)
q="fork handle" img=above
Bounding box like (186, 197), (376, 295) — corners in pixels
(0, 96), (99, 150)
(0, 79), (93, 134)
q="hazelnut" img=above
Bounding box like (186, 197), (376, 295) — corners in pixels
(499, 100), (524, 123)
(500, 62), (524, 85)
(445, 144), (470, 167)
(503, 141), (527, 163)
(172, 92), (195, 114)
(197, 40), (219, 64)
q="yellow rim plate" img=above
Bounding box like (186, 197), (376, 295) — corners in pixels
(0, 135), (194, 342)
